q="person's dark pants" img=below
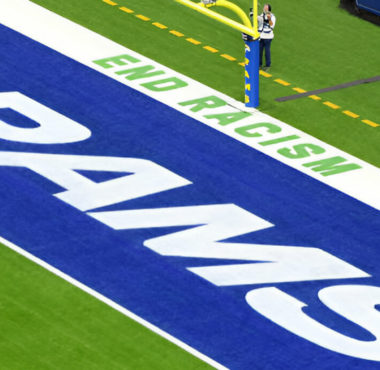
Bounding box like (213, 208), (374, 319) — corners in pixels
(259, 38), (272, 67)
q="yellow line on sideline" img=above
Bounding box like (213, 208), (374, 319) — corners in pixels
(362, 119), (379, 128)
(275, 79), (291, 86)
(99, 0), (377, 127)
(323, 101), (340, 110)
(293, 87), (306, 93)
(152, 22), (168, 29)
(119, 6), (133, 13)
(186, 38), (201, 45)
(309, 95), (322, 101)
(203, 46), (219, 53)
(221, 54), (236, 61)
(343, 110), (359, 119)
(259, 70), (272, 78)
(169, 30), (184, 37)
(103, 0), (117, 5)
(135, 14), (150, 21)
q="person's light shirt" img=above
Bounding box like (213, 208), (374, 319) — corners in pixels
(258, 13), (276, 39)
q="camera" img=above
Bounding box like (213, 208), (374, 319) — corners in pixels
(263, 12), (270, 24)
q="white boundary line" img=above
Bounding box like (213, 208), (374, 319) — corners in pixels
(0, 0), (378, 367)
(0, 236), (228, 370)
(2, 0), (380, 211)
(0, 2), (226, 367)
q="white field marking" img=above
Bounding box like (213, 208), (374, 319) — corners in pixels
(0, 236), (228, 370)
(0, 1), (377, 366)
(1, 0), (380, 211)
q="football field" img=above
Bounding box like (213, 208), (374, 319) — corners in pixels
(1, 1), (380, 369)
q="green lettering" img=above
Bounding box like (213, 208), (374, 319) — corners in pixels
(259, 135), (300, 146)
(303, 156), (362, 176)
(179, 96), (227, 112)
(93, 54), (139, 69)
(204, 111), (251, 126)
(141, 77), (188, 92)
(116, 65), (165, 81)
(278, 143), (325, 159)
(235, 122), (281, 137)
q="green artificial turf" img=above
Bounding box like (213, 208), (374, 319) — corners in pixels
(3, 1), (379, 367)
(0, 242), (212, 370)
(31, 0), (380, 167)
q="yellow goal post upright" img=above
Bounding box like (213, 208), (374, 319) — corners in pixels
(174, 0), (260, 108)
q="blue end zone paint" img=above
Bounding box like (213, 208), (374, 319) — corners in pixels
(1, 25), (380, 369)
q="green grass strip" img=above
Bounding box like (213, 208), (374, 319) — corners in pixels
(29, 0), (380, 167)
(0, 242), (212, 369)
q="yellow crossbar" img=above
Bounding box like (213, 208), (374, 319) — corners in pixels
(175, 0), (257, 38)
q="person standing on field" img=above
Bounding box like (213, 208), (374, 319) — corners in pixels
(257, 4), (276, 71)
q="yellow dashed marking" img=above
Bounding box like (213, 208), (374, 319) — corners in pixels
(343, 110), (360, 119)
(203, 46), (219, 53)
(119, 6), (133, 13)
(221, 54), (236, 62)
(152, 22), (167, 29)
(245, 84), (251, 91)
(362, 119), (379, 128)
(186, 38), (201, 45)
(323, 101), (340, 110)
(275, 79), (291, 86)
(309, 95), (322, 101)
(136, 14), (150, 21)
(169, 30), (184, 37)
(259, 70), (272, 78)
(245, 70), (250, 78)
(99, 0), (378, 127)
(293, 87), (306, 93)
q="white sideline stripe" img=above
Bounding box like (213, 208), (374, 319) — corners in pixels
(0, 3), (227, 367)
(0, 236), (228, 370)
(3, 1), (380, 212)
(1, 0), (380, 212)
(0, 0), (378, 365)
